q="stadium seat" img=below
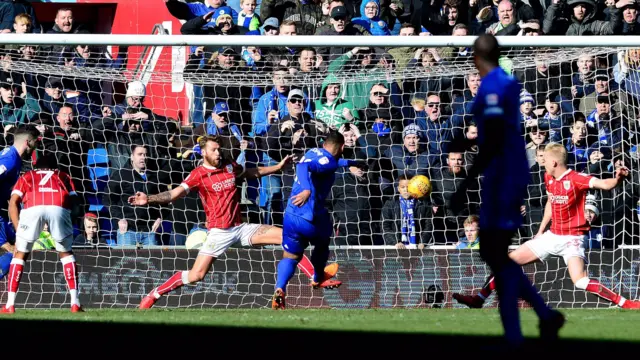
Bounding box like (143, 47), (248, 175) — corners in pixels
(86, 148), (110, 212)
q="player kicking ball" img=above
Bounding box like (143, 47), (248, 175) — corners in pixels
(454, 143), (640, 310)
(2, 155), (82, 313)
(130, 135), (340, 310)
(271, 132), (365, 310)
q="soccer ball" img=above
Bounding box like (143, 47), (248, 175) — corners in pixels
(407, 175), (432, 199)
(185, 230), (207, 249)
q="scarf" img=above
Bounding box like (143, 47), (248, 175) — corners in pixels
(399, 197), (416, 245)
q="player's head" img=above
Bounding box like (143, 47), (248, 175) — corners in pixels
(13, 124), (40, 158)
(199, 135), (223, 168)
(463, 215), (479, 242)
(397, 174), (411, 199)
(323, 131), (345, 158)
(473, 33), (500, 75)
(33, 153), (58, 170)
(543, 143), (568, 175)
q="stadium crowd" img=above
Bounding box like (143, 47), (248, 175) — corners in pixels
(0, 0), (639, 249)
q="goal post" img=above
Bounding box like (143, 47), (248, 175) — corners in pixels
(0, 34), (638, 309)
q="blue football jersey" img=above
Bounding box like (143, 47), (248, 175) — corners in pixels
(472, 67), (531, 231)
(286, 148), (354, 222)
(0, 146), (22, 209)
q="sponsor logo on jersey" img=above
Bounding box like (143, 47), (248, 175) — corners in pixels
(486, 93), (498, 105)
(563, 180), (571, 191)
(212, 177), (236, 192)
(549, 194), (569, 204)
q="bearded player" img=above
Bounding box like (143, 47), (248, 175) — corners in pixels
(2, 154), (82, 313)
(131, 135), (341, 309)
(0, 125), (39, 282)
(454, 143), (640, 310)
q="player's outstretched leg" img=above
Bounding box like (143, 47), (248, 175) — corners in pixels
(60, 253), (83, 312)
(568, 257), (640, 309)
(453, 274), (494, 308)
(0, 252), (12, 280)
(140, 254), (214, 309)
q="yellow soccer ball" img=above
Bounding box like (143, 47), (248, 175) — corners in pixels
(407, 175), (432, 199)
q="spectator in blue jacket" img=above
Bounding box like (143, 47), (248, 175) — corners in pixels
(165, 0), (239, 25)
(351, 0), (390, 35)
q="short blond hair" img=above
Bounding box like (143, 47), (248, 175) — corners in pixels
(544, 142), (567, 166)
(14, 13), (32, 26)
(464, 215), (479, 227)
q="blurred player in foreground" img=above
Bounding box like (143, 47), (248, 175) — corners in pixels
(130, 136), (340, 309)
(449, 34), (561, 347)
(454, 143), (640, 309)
(2, 154), (82, 313)
(272, 132), (364, 309)
(0, 126), (39, 282)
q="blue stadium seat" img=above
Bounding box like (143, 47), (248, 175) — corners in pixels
(86, 148), (110, 212)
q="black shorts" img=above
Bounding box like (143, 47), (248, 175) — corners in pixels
(478, 228), (516, 272)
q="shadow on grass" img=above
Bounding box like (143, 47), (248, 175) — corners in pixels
(2, 318), (638, 356)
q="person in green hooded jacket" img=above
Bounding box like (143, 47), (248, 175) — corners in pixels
(314, 74), (360, 129)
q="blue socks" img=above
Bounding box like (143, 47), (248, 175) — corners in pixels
(0, 252), (13, 280)
(311, 245), (329, 283)
(275, 257), (299, 291)
(496, 261), (525, 346)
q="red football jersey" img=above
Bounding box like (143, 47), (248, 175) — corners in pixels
(12, 169), (76, 210)
(545, 169), (595, 236)
(180, 162), (242, 230)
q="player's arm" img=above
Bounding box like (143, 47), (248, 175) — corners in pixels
(590, 167), (629, 191)
(8, 193), (22, 232)
(239, 155), (294, 179)
(536, 196), (552, 237)
(128, 186), (187, 206)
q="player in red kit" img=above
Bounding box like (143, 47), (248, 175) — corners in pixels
(2, 155), (82, 313)
(130, 135), (341, 309)
(454, 143), (640, 309)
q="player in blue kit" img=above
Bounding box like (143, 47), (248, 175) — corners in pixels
(0, 126), (40, 280)
(271, 132), (363, 310)
(449, 35), (564, 347)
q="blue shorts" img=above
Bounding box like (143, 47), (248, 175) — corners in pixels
(0, 217), (15, 248)
(282, 212), (333, 255)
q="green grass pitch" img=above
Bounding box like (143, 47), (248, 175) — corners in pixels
(3, 308), (640, 341)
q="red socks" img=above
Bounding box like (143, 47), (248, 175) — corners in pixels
(297, 255), (314, 278)
(152, 271), (188, 299)
(586, 279), (624, 306)
(478, 275), (496, 300)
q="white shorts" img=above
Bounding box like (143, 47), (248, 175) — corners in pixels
(525, 230), (586, 265)
(16, 205), (73, 253)
(199, 223), (261, 258)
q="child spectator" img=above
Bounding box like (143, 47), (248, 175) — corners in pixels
(12, 13), (32, 34)
(351, 0), (390, 35)
(520, 89), (536, 129)
(584, 195), (612, 249)
(73, 213), (104, 247)
(237, 0), (261, 30)
(456, 215), (480, 250)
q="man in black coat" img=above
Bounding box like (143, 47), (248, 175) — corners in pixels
(104, 144), (169, 247)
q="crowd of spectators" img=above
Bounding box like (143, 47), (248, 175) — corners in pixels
(0, 0), (639, 249)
